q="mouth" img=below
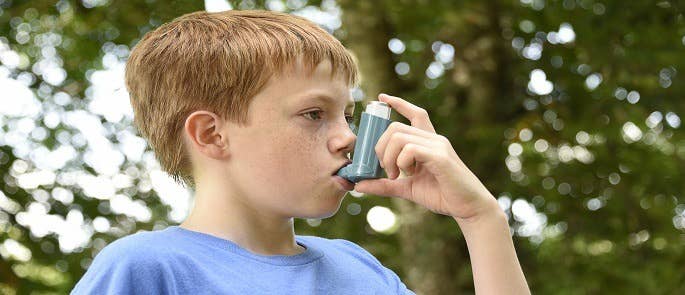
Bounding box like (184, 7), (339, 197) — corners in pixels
(331, 160), (354, 191)
(332, 175), (355, 191)
(332, 160), (353, 176)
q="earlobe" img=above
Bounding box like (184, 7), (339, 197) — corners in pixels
(184, 111), (230, 159)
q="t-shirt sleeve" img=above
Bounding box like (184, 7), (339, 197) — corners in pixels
(334, 239), (416, 295)
(70, 237), (173, 295)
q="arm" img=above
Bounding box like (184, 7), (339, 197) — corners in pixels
(354, 93), (531, 294)
(456, 201), (530, 295)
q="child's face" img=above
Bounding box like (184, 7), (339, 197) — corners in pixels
(220, 59), (357, 219)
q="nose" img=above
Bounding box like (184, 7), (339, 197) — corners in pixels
(330, 119), (357, 155)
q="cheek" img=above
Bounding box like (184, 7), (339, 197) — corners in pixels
(275, 128), (322, 177)
(283, 129), (332, 191)
(254, 125), (324, 184)
(242, 116), (331, 176)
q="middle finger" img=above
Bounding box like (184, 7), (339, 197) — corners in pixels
(382, 132), (433, 179)
(376, 122), (434, 166)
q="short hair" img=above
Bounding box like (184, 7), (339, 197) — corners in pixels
(125, 10), (360, 189)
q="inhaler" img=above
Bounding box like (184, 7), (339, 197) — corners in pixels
(336, 101), (393, 183)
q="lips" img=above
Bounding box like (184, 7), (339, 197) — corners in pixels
(332, 160), (353, 175)
(333, 175), (355, 191)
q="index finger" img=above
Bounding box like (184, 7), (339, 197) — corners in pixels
(378, 93), (436, 133)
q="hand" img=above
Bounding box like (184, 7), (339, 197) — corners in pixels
(353, 93), (500, 220)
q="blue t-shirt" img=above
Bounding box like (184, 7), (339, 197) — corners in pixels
(71, 226), (414, 294)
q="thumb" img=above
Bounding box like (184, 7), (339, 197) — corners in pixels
(354, 177), (409, 199)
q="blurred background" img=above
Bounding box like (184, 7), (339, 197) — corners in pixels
(0, 0), (684, 294)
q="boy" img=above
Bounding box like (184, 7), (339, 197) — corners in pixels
(72, 10), (530, 294)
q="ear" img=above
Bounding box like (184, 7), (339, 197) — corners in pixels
(184, 111), (229, 160)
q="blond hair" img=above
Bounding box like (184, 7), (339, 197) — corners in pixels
(125, 10), (360, 189)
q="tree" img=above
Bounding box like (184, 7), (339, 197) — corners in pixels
(1, 0), (684, 294)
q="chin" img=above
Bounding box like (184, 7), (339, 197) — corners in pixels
(301, 205), (342, 219)
(297, 193), (346, 219)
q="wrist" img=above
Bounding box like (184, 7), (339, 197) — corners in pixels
(454, 200), (508, 235)
(452, 199), (530, 295)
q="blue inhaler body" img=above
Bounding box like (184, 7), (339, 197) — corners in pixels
(336, 101), (392, 183)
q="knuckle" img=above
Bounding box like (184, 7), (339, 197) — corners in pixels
(383, 155), (392, 169)
(374, 142), (382, 155)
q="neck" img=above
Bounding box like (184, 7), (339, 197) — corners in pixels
(179, 187), (305, 256)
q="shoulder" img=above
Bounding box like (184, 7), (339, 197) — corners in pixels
(94, 228), (179, 265)
(298, 236), (414, 294)
(71, 229), (179, 294)
(299, 235), (380, 263)
(89, 228), (181, 273)
(297, 236), (388, 276)
(298, 235), (363, 250)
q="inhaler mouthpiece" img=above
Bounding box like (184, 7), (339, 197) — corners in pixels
(336, 101), (392, 183)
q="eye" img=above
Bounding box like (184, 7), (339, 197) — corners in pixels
(302, 110), (355, 124)
(345, 114), (354, 124)
(302, 110), (324, 121)
(346, 114), (357, 132)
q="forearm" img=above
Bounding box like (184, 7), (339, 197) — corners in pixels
(455, 202), (531, 295)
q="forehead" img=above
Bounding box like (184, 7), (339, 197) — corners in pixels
(275, 59), (355, 109)
(295, 90), (356, 110)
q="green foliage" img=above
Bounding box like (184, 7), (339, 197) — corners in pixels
(0, 0), (683, 294)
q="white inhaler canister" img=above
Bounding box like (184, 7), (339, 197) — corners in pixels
(336, 101), (392, 183)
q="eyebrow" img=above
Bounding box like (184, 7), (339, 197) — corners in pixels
(301, 93), (356, 110)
